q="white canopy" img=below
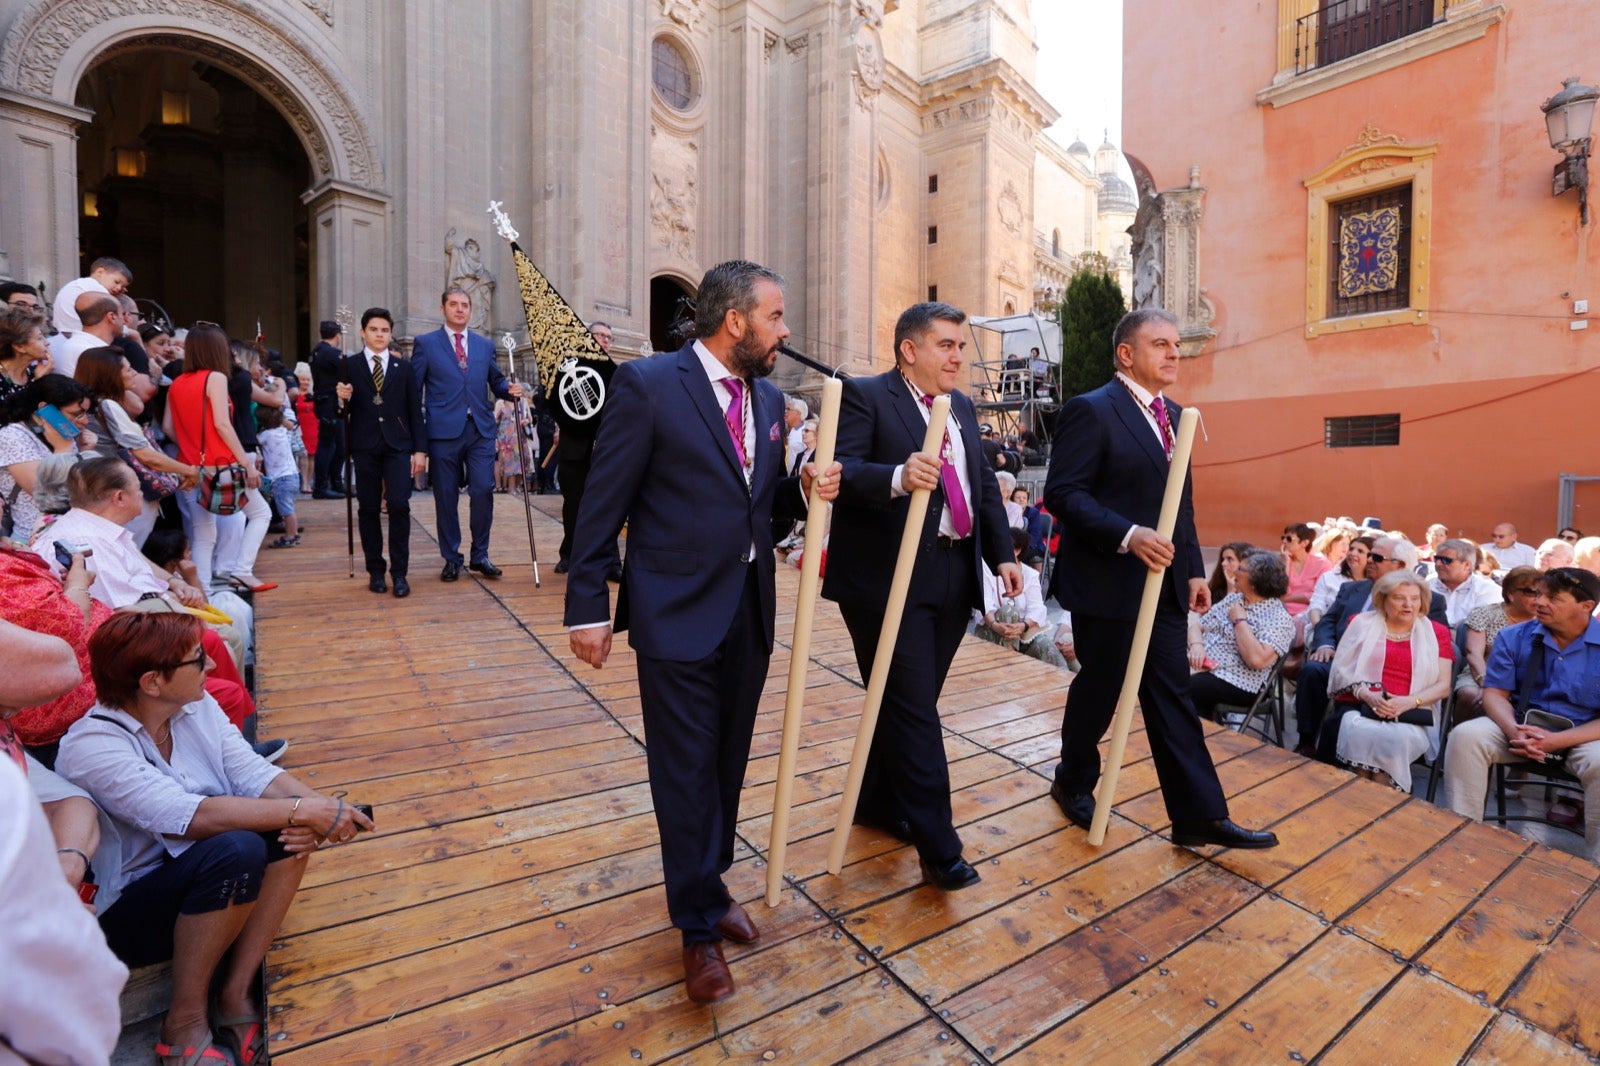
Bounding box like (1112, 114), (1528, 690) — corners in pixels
(967, 312), (1061, 365)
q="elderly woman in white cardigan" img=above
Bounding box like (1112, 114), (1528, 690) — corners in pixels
(1323, 570), (1455, 790)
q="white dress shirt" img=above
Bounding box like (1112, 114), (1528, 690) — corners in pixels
(694, 340), (754, 485)
(1430, 572), (1503, 628)
(1113, 371), (1170, 551)
(33, 507), (167, 607)
(891, 375), (975, 539)
(0, 757), (126, 1066)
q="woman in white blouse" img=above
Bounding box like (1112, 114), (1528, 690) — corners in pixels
(58, 612), (371, 1066)
(1188, 550), (1297, 721)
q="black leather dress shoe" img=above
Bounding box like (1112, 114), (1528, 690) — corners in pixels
(1170, 818), (1279, 850)
(1050, 781), (1096, 830)
(920, 855), (982, 891)
(368, 575), (386, 594)
(553, 559), (570, 574)
(441, 561), (461, 582)
(469, 560), (503, 579)
(392, 576), (410, 598)
(853, 811), (914, 843)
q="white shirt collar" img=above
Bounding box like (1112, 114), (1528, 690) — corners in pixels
(692, 339), (739, 386)
(1115, 371), (1162, 407)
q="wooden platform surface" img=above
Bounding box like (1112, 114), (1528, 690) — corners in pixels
(251, 493), (1600, 1065)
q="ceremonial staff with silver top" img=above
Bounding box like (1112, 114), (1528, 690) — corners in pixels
(334, 304), (356, 579)
(502, 331), (542, 587)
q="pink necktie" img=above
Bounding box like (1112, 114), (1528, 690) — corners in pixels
(454, 332), (468, 372)
(723, 378), (747, 468)
(920, 395), (972, 538)
(1150, 395), (1173, 457)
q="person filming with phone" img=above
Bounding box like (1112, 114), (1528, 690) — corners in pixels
(0, 375), (97, 543)
(56, 612), (375, 1066)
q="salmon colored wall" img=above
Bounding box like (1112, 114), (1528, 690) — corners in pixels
(1122, 0), (1600, 540)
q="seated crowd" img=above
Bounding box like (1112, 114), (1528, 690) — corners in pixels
(0, 269), (376, 1064)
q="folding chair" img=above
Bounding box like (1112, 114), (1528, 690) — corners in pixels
(1221, 656), (1288, 747)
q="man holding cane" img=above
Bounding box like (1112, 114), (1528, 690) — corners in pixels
(1044, 309), (1277, 850)
(564, 260), (838, 1004)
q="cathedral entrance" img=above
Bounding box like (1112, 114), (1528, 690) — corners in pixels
(649, 274), (696, 354)
(75, 52), (311, 360)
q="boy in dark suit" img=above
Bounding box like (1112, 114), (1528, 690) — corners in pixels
(336, 308), (425, 598)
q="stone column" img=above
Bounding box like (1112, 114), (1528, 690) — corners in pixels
(302, 180), (389, 336)
(0, 89), (91, 298)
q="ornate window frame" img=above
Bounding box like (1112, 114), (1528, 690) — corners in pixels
(1304, 129), (1435, 337)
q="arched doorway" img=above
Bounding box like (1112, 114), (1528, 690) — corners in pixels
(0, 0), (389, 356)
(649, 274), (696, 354)
(76, 53), (310, 357)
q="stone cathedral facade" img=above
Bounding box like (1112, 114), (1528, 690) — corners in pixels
(0, 0), (1114, 385)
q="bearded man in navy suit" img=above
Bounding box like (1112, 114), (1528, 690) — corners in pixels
(410, 287), (522, 581)
(822, 301), (1022, 891)
(564, 260), (839, 1004)
(1044, 308), (1278, 850)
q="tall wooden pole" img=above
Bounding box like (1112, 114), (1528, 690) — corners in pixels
(1087, 406), (1200, 845)
(826, 396), (950, 876)
(766, 377), (842, 906)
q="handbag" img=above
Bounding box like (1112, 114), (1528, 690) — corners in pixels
(195, 375), (247, 516)
(116, 413), (179, 501)
(1352, 683), (1434, 727)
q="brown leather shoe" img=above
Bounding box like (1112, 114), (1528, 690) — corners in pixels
(716, 900), (760, 944)
(683, 941), (734, 1003)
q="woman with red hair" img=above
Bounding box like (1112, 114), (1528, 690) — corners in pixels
(58, 613), (372, 1066)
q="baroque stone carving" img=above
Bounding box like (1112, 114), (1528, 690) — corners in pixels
(0, 0), (380, 188)
(660, 0), (702, 32)
(997, 180), (1023, 237)
(1127, 156), (1215, 356)
(650, 129), (698, 262)
(850, 1), (884, 111)
(444, 228), (495, 331)
(302, 0), (331, 26)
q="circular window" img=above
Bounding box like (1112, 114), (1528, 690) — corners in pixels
(652, 37), (697, 111)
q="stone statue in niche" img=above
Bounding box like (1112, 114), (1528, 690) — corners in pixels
(851, 0), (885, 109)
(1131, 229), (1164, 310)
(444, 228), (495, 330)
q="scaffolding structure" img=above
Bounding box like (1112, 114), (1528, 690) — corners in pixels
(966, 312), (1061, 467)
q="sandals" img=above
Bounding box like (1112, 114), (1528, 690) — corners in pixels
(155, 1032), (231, 1066)
(214, 1012), (270, 1065)
(266, 535), (300, 549)
(228, 574), (279, 593)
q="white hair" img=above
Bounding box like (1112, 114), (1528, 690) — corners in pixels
(786, 397), (808, 418)
(995, 471), (1017, 495)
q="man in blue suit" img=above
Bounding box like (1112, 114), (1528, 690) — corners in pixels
(822, 301), (1021, 891)
(564, 260), (838, 1004)
(1044, 309), (1277, 850)
(410, 287), (522, 581)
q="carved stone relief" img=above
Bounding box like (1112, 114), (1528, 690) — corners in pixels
(0, 0), (380, 187)
(850, 1), (884, 110)
(650, 127), (698, 262)
(660, 0), (703, 32)
(997, 180), (1023, 238)
(302, 0), (332, 27)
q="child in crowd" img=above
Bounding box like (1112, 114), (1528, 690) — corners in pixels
(256, 405), (300, 548)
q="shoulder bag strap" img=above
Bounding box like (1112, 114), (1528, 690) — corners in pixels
(197, 372), (212, 467)
(1514, 633), (1546, 723)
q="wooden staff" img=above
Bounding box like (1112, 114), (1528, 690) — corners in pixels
(766, 377), (842, 907)
(826, 395), (950, 876)
(1087, 405), (1200, 846)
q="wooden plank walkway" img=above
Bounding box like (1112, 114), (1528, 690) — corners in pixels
(250, 493), (1600, 1065)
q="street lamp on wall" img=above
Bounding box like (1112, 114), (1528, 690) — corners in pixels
(1542, 76), (1599, 225)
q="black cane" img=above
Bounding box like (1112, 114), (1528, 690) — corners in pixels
(340, 356), (354, 578)
(513, 390), (541, 588)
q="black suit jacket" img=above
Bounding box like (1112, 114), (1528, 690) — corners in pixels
(310, 340), (344, 420)
(341, 352), (424, 454)
(1044, 380), (1203, 620)
(1311, 576), (1450, 652)
(822, 370), (1011, 611)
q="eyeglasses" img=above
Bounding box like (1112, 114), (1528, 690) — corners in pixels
(1506, 586), (1536, 596)
(1560, 533), (1580, 543)
(1433, 555), (1461, 565)
(163, 646), (209, 673)
(1541, 569), (1599, 602)
(1368, 553), (1390, 563)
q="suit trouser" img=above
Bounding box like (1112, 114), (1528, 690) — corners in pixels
(838, 541), (975, 865)
(557, 457), (589, 562)
(1056, 605), (1229, 823)
(635, 566), (769, 943)
(428, 422), (496, 565)
(353, 447), (413, 577)
(1442, 717), (1600, 860)
(313, 416), (344, 490)
(1294, 657), (1334, 740)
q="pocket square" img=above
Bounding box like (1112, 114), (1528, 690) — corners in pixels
(769, 422), (781, 441)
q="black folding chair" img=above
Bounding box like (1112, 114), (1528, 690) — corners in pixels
(1221, 655), (1288, 747)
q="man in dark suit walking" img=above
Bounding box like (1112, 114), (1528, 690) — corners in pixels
(410, 287), (522, 581)
(335, 308), (425, 598)
(564, 260), (837, 1004)
(309, 319), (345, 498)
(1045, 308), (1277, 850)
(823, 301), (1022, 890)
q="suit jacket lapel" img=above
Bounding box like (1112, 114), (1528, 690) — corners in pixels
(678, 344), (746, 486)
(883, 371), (926, 453)
(1109, 382), (1169, 478)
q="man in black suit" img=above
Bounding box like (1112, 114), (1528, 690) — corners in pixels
(823, 301), (1022, 890)
(1044, 309), (1277, 850)
(309, 319), (346, 497)
(553, 321), (619, 579)
(1294, 534), (1447, 755)
(334, 308), (425, 597)
(565, 261), (838, 1004)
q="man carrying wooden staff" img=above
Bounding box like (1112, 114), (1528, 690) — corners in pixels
(564, 260), (839, 1004)
(823, 301), (1022, 889)
(1043, 309), (1278, 850)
